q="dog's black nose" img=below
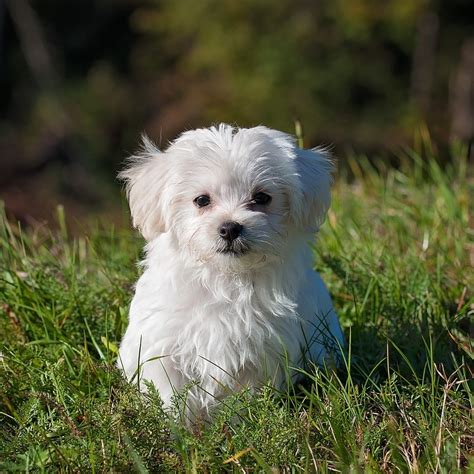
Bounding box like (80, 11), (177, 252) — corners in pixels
(219, 221), (243, 241)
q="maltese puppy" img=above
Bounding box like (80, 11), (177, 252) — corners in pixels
(118, 124), (344, 419)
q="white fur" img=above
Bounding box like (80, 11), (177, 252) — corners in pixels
(117, 124), (344, 419)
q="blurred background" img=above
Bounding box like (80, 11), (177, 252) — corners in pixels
(0, 0), (473, 227)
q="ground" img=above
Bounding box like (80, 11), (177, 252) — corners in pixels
(0, 144), (472, 471)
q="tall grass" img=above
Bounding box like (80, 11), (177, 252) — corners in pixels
(0, 147), (472, 471)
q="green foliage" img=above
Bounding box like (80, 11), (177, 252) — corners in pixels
(140, 0), (425, 142)
(0, 150), (472, 471)
(2, 0), (473, 174)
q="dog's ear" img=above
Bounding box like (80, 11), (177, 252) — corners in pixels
(119, 136), (172, 240)
(253, 127), (334, 233)
(290, 147), (334, 233)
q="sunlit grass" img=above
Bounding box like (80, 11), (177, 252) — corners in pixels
(0, 148), (472, 471)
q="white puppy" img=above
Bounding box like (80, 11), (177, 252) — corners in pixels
(118, 124), (344, 419)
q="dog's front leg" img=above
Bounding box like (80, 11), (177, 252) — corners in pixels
(139, 354), (185, 408)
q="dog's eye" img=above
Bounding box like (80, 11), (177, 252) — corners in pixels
(252, 192), (272, 205)
(194, 195), (211, 208)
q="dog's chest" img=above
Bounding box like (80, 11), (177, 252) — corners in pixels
(138, 267), (299, 378)
(171, 287), (296, 383)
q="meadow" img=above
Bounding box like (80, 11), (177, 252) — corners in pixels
(0, 142), (472, 472)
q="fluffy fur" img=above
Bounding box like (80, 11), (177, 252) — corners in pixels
(117, 124), (344, 419)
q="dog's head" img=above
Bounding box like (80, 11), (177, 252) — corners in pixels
(120, 124), (333, 268)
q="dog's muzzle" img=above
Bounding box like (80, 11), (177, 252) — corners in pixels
(217, 221), (249, 256)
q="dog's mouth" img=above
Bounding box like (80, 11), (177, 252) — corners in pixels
(216, 239), (250, 257)
(218, 248), (247, 257)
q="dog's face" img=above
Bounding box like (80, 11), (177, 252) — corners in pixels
(120, 125), (333, 269)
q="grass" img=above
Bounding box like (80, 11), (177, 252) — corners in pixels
(0, 144), (472, 472)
